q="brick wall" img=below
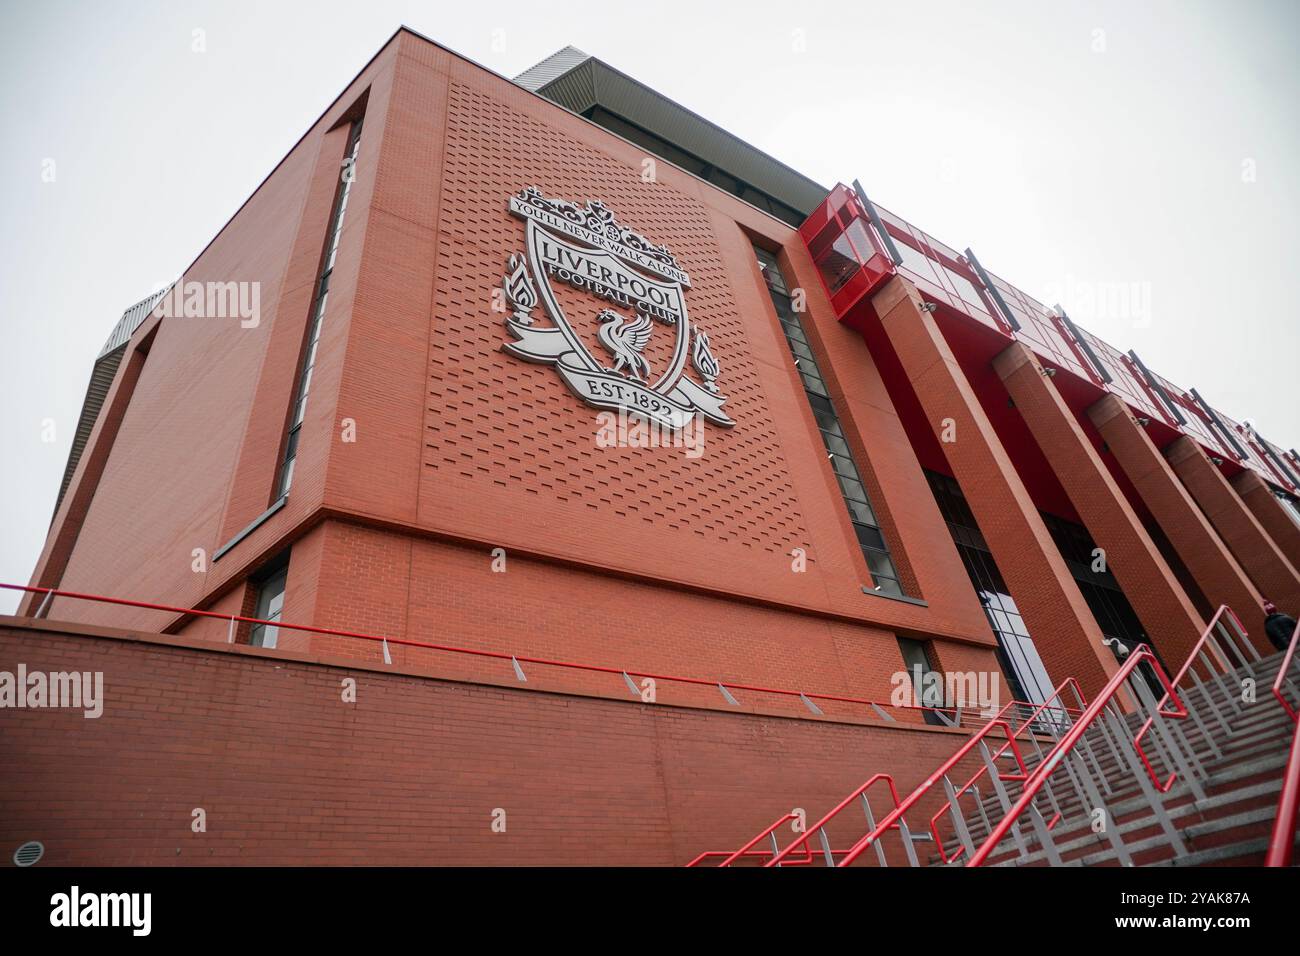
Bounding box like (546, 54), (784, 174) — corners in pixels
(0, 619), (985, 866)
(221, 518), (1003, 716)
(1166, 436), (1300, 619)
(23, 38), (399, 630)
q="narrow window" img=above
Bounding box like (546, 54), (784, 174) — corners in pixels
(275, 117), (364, 499)
(926, 469), (1056, 708)
(248, 566), (288, 649)
(755, 246), (904, 596)
(897, 637), (946, 726)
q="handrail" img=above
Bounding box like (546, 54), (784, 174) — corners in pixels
(686, 848), (819, 867)
(1164, 606), (1249, 693)
(765, 774), (904, 867)
(0, 582), (994, 728)
(709, 811), (812, 868)
(925, 679), (1089, 863)
(831, 678), (1088, 867)
(687, 845), (858, 867)
(1265, 619), (1300, 867)
(686, 696), (1081, 868)
(743, 682), (1090, 869)
(1272, 617), (1299, 722)
(826, 708), (1046, 867)
(966, 644), (1186, 866)
(1132, 605), (1253, 792)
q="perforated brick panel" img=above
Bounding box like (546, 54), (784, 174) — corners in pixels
(426, 82), (805, 553)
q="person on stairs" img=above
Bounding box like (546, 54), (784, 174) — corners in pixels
(1263, 601), (1298, 653)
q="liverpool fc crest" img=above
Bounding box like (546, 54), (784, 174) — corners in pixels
(499, 187), (735, 430)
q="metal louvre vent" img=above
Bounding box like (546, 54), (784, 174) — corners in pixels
(512, 45), (590, 91)
(13, 841), (44, 867)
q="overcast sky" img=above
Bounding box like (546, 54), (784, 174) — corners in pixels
(2, 0), (1297, 612)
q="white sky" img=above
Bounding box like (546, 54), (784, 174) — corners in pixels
(2, 0), (1297, 613)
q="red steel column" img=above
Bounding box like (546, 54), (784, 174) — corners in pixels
(1166, 436), (1300, 619)
(1231, 469), (1300, 567)
(873, 277), (1118, 696)
(994, 343), (1205, 666)
(1088, 395), (1269, 651)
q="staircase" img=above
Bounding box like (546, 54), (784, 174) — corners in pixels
(945, 651), (1294, 866)
(689, 607), (1300, 868)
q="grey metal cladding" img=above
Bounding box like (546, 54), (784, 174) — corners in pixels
(55, 283), (171, 519)
(534, 59), (598, 114)
(98, 286), (169, 358)
(53, 345), (125, 518)
(513, 45), (592, 92)
(530, 56), (827, 217)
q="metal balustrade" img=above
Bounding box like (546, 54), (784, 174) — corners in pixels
(1266, 619), (1300, 866)
(693, 682), (1085, 867)
(1131, 606), (1257, 792)
(697, 606), (1299, 868)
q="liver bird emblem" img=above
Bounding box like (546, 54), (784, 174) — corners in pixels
(597, 309), (653, 381)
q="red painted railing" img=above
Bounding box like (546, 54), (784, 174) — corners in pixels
(966, 644), (1187, 866)
(1, 582), (972, 728)
(1272, 617), (1299, 722)
(805, 183), (1293, 488)
(765, 773), (908, 867)
(687, 682), (1087, 868)
(1132, 605), (1251, 792)
(14, 581), (1288, 865)
(686, 812), (816, 868)
(687, 802), (865, 868)
(691, 603), (1294, 868)
(1266, 619), (1300, 867)
(833, 680), (1093, 867)
(925, 682), (1087, 863)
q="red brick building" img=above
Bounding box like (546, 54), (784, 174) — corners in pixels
(4, 28), (1299, 866)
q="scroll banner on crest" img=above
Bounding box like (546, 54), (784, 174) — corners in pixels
(504, 321), (733, 430)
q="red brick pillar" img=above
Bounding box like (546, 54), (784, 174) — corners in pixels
(873, 277), (1118, 697)
(994, 343), (1205, 667)
(1166, 435), (1300, 621)
(1088, 396), (1269, 651)
(1231, 469), (1300, 567)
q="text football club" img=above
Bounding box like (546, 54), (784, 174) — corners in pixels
(499, 187), (735, 430)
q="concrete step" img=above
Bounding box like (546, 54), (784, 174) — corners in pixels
(978, 768), (1286, 867)
(952, 718), (1294, 848)
(936, 655), (1297, 868)
(956, 755), (1288, 867)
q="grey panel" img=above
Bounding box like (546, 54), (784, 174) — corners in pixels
(53, 345), (125, 518)
(582, 62), (826, 211)
(54, 283), (172, 519)
(525, 53), (827, 220)
(513, 46), (591, 92)
(98, 286), (170, 358)
(534, 59), (598, 115)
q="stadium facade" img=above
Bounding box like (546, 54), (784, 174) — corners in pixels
(4, 28), (1299, 866)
